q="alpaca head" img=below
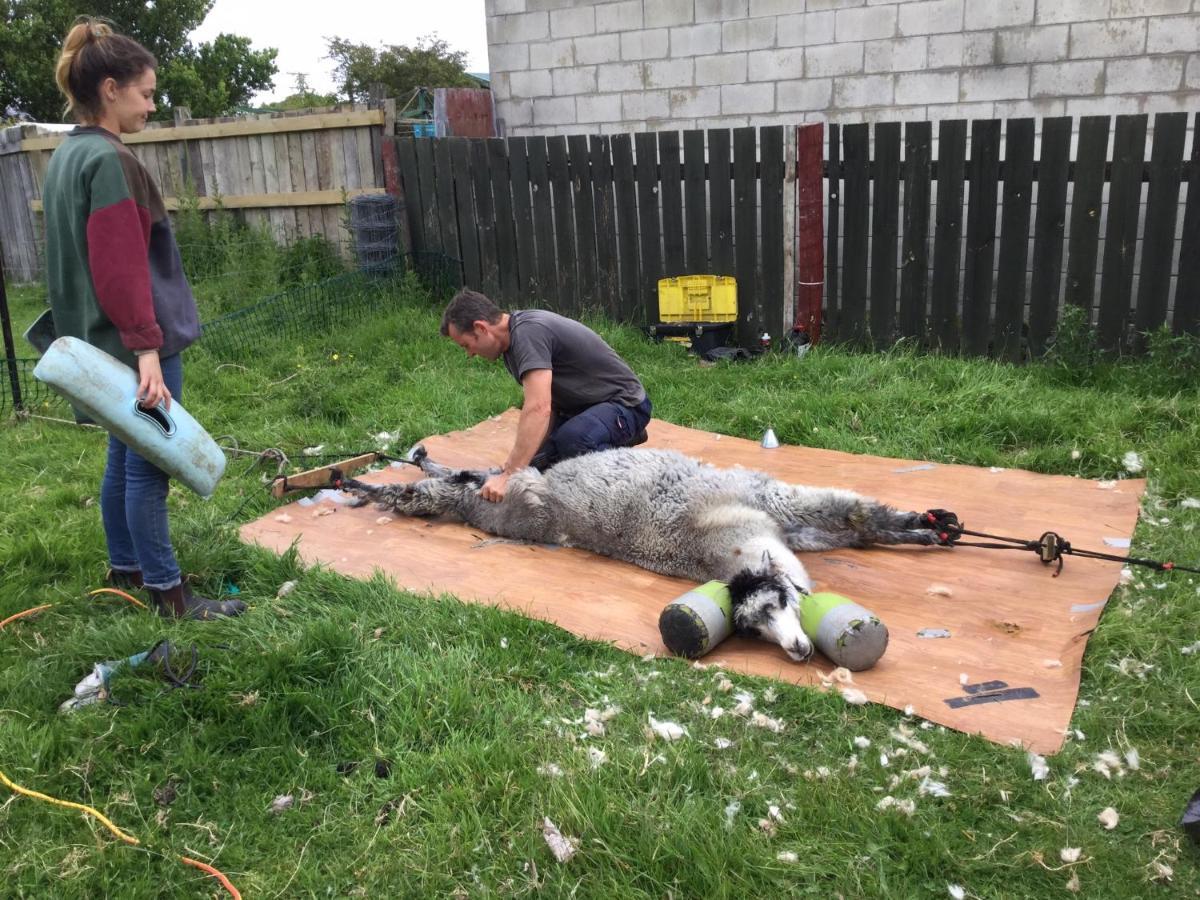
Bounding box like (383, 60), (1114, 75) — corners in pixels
(727, 561), (813, 663)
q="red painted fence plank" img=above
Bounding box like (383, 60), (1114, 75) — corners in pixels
(795, 123), (824, 343)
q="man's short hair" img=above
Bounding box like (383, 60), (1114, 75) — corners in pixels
(441, 289), (505, 336)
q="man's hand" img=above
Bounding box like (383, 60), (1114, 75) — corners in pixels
(136, 350), (171, 411)
(481, 471), (512, 503)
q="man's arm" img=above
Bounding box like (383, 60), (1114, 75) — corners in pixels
(481, 368), (552, 502)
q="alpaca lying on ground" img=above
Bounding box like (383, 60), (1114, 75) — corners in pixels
(339, 447), (953, 663)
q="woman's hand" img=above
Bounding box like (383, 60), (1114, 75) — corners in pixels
(136, 350), (171, 411)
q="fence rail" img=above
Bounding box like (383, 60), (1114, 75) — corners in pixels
(388, 127), (793, 344)
(825, 112), (1200, 358)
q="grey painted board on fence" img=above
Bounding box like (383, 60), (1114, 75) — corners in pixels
(840, 123), (870, 346)
(993, 118), (1035, 364)
(962, 119), (1001, 358)
(1175, 114), (1200, 336)
(1133, 113), (1186, 343)
(1097, 115), (1147, 350)
(590, 135), (620, 318)
(870, 122), (900, 348)
(899, 121), (931, 342)
(930, 119), (967, 352)
(759, 126), (785, 343)
(1027, 118), (1072, 357)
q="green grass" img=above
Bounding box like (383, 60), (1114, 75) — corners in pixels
(2, 276), (1199, 898)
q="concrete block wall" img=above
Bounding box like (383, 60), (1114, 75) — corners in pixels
(485, 0), (1200, 136)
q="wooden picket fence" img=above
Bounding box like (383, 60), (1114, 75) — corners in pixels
(825, 112), (1200, 359)
(386, 126), (792, 341)
(391, 113), (1200, 360)
(0, 102), (395, 283)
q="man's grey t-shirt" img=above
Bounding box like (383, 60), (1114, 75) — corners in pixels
(503, 310), (646, 415)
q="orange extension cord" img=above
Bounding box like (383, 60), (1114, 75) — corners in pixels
(0, 590), (147, 632)
(0, 769), (242, 898)
(2, 591), (241, 897)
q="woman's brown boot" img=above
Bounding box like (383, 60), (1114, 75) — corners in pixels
(105, 568), (144, 591)
(149, 582), (246, 620)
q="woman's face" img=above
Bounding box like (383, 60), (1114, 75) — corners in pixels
(99, 67), (156, 134)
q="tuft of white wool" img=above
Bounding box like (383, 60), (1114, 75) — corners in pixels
(1028, 752), (1049, 781)
(890, 724), (931, 755)
(732, 691), (756, 716)
(750, 711), (786, 733)
(918, 777), (951, 798)
(1097, 807), (1119, 830)
(647, 713), (687, 741)
(876, 796), (916, 816)
(542, 818), (579, 863)
(840, 687), (869, 705)
(723, 801), (741, 830)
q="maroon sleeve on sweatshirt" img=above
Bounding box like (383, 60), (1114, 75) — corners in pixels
(86, 197), (163, 351)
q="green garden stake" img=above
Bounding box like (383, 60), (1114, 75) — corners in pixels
(800, 591), (889, 671)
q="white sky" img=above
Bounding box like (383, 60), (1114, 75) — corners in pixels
(190, 0), (490, 104)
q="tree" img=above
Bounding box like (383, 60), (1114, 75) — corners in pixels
(326, 34), (476, 105)
(269, 73), (339, 111)
(0, 0), (278, 122)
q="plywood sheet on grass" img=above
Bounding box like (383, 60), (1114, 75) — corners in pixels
(241, 410), (1145, 754)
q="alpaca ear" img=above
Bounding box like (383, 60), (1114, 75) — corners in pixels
(783, 573), (808, 600)
(759, 550), (780, 575)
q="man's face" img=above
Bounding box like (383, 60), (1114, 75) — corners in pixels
(448, 321), (504, 360)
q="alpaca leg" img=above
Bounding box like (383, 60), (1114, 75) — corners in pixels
(341, 475), (462, 517)
(768, 486), (951, 550)
(407, 445), (500, 484)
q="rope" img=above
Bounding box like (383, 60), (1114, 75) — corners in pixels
(926, 512), (1200, 576)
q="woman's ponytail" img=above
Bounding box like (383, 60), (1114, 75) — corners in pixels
(53, 17), (156, 123)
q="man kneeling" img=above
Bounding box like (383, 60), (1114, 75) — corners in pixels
(441, 289), (652, 502)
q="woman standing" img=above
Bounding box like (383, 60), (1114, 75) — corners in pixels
(43, 17), (243, 620)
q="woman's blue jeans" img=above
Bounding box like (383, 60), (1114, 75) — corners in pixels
(100, 353), (183, 591)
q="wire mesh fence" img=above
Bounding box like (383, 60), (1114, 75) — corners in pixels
(1, 250), (461, 416)
(0, 357), (59, 417)
(348, 193), (401, 274)
(198, 252), (460, 358)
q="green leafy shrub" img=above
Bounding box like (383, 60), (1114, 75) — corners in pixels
(279, 234), (347, 289)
